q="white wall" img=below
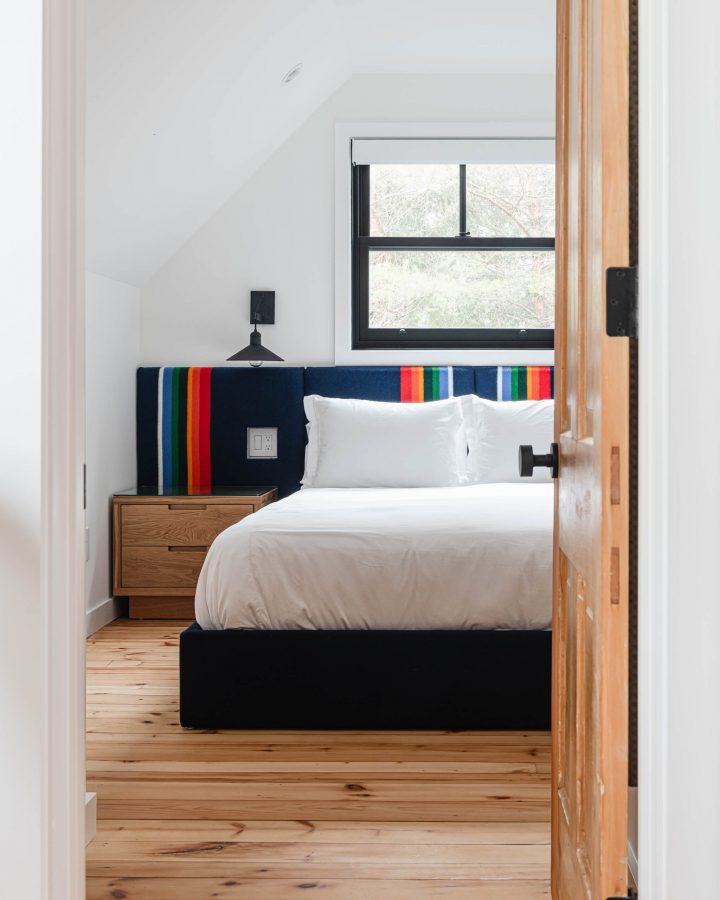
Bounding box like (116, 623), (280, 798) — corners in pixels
(140, 74), (555, 366)
(85, 271), (139, 634)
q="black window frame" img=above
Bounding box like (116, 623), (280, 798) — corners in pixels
(351, 162), (555, 350)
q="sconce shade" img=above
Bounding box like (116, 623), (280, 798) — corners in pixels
(227, 327), (284, 363)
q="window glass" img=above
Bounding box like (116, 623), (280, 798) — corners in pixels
(466, 164), (555, 238)
(369, 164), (458, 237)
(368, 249), (555, 330)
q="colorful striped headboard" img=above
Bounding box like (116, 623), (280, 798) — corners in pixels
(399, 366), (453, 402)
(136, 365), (554, 496)
(136, 367), (306, 497)
(397, 365), (554, 402)
(156, 366), (212, 492)
(495, 365), (554, 401)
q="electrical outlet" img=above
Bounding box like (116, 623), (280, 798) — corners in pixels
(247, 427), (278, 459)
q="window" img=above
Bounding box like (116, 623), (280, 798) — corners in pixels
(351, 139), (555, 350)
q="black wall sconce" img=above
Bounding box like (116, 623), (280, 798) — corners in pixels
(227, 291), (284, 367)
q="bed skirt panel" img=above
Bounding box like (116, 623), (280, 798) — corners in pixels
(179, 624), (551, 730)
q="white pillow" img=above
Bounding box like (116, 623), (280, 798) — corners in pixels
(463, 396), (555, 484)
(302, 395), (468, 488)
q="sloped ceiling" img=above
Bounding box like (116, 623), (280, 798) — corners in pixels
(86, 0), (555, 286)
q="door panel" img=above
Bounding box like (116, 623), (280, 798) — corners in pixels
(553, 0), (630, 897)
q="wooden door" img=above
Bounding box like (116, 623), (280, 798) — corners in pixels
(553, 0), (630, 897)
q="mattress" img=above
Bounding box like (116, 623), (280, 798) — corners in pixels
(195, 484), (554, 631)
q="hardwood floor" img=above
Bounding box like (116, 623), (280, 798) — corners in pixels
(86, 619), (551, 899)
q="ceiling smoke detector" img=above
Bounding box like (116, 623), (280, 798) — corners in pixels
(280, 63), (303, 86)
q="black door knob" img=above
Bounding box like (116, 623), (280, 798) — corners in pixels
(519, 443), (559, 478)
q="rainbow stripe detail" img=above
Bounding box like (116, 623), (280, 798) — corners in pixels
(400, 366), (454, 402)
(157, 367), (212, 493)
(496, 366), (553, 401)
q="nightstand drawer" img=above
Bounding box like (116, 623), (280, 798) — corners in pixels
(121, 546), (208, 588)
(121, 504), (253, 546)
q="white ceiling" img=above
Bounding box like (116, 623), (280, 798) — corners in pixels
(86, 0), (555, 285)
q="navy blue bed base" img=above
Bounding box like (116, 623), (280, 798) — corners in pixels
(180, 624), (551, 730)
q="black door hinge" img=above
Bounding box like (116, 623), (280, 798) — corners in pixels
(607, 891), (638, 900)
(606, 266), (638, 339)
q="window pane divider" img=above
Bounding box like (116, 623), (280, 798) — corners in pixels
(358, 236), (555, 250)
(458, 163), (470, 236)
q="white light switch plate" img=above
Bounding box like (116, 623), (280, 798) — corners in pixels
(247, 427), (278, 459)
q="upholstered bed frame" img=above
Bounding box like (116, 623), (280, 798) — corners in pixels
(136, 365), (554, 730)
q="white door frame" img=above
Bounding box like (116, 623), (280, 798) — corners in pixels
(43, 0), (86, 895)
(638, 0), (720, 897)
(25, 0), (720, 897)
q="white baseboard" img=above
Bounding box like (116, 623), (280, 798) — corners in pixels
(85, 596), (126, 636)
(85, 792), (96, 846)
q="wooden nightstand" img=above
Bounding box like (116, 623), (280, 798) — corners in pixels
(113, 486), (277, 619)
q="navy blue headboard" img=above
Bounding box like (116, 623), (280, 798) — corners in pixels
(136, 365), (553, 497)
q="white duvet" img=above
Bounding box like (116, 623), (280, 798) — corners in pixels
(195, 484), (553, 631)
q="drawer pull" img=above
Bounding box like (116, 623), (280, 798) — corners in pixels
(168, 545), (208, 553)
(168, 503), (207, 511)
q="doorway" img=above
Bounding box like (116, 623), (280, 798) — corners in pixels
(84, 3), (558, 897)
(80, 1), (636, 890)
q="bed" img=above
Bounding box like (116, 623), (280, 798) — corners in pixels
(182, 482), (553, 729)
(135, 364), (554, 729)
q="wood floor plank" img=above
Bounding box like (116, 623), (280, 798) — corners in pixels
(87, 745), (549, 765)
(87, 619), (551, 897)
(95, 799), (550, 823)
(86, 733), (551, 750)
(89, 864), (547, 881)
(86, 840), (549, 878)
(87, 730), (551, 746)
(87, 877), (551, 899)
(86, 759), (549, 779)
(89, 781), (550, 802)
(95, 819), (551, 845)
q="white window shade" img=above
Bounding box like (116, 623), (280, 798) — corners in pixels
(351, 138), (555, 166)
